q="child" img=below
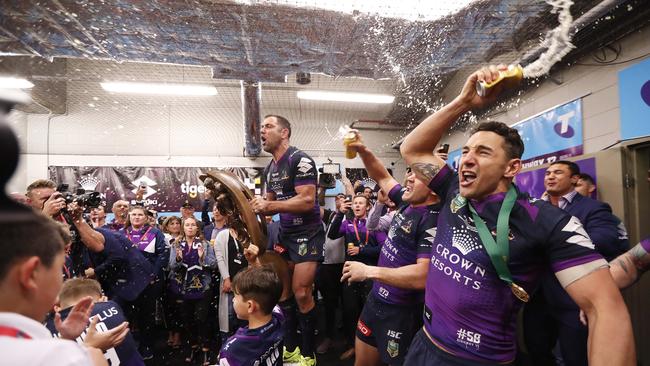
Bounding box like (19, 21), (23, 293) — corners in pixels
(45, 278), (142, 366)
(218, 265), (283, 366)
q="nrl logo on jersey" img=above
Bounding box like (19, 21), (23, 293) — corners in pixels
(450, 194), (467, 213)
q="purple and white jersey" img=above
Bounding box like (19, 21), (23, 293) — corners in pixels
(46, 301), (144, 366)
(218, 306), (284, 366)
(423, 165), (606, 363)
(264, 146), (320, 232)
(371, 183), (440, 305)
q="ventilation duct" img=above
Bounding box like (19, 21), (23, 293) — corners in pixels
(241, 80), (262, 157)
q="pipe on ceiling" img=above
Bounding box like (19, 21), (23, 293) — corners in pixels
(241, 80), (262, 157)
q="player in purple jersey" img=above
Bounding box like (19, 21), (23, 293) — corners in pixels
(399, 65), (634, 365)
(340, 135), (441, 365)
(251, 115), (323, 365)
(47, 278), (140, 366)
(218, 265), (284, 366)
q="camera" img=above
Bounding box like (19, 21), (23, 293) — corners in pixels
(57, 184), (102, 208)
(437, 144), (450, 154)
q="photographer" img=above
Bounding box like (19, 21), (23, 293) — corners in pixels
(25, 179), (66, 219)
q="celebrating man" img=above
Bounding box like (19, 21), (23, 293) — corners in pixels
(399, 65), (634, 365)
(251, 115), (323, 366)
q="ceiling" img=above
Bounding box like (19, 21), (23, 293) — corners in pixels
(1, 0), (650, 131)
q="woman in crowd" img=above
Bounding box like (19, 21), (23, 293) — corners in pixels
(170, 216), (217, 365)
(121, 205), (167, 360)
(213, 190), (250, 344)
(161, 215), (183, 348)
(328, 194), (385, 361)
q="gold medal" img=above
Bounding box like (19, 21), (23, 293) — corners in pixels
(510, 283), (529, 302)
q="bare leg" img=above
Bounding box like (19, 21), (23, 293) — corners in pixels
(355, 337), (384, 366)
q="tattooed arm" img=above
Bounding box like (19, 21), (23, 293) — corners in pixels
(610, 242), (650, 289)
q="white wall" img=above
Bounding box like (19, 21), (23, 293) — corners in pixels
(6, 110), (404, 193)
(440, 24), (650, 154)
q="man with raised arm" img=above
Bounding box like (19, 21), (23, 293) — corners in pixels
(340, 134), (441, 366)
(250, 115), (324, 366)
(398, 65), (634, 366)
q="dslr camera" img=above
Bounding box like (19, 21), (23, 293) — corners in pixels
(56, 183), (102, 209)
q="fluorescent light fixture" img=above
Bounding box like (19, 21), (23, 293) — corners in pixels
(100, 82), (217, 96)
(297, 90), (394, 104)
(0, 76), (34, 89)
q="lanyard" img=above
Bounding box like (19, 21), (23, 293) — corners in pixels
(0, 325), (32, 339)
(467, 185), (529, 302)
(127, 226), (152, 243)
(353, 218), (370, 247)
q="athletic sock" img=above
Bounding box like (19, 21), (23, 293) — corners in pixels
(279, 297), (299, 351)
(297, 307), (317, 357)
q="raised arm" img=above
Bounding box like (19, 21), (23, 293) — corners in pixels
(347, 134), (398, 195)
(400, 65), (507, 184)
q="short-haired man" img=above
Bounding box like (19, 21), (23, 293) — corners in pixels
(25, 179), (66, 218)
(575, 173), (596, 197)
(341, 135), (441, 365)
(251, 115), (324, 365)
(399, 65), (634, 365)
(523, 161), (630, 366)
(105, 200), (129, 232)
(0, 212), (108, 365)
(90, 206), (107, 229)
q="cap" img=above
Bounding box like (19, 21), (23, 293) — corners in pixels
(181, 200), (194, 209)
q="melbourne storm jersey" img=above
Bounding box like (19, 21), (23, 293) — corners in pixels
(264, 146), (320, 231)
(46, 301), (144, 366)
(370, 183), (440, 305)
(423, 165), (606, 363)
(218, 307), (284, 366)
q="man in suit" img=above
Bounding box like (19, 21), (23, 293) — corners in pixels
(524, 160), (629, 366)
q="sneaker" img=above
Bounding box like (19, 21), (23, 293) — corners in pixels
(339, 347), (355, 361)
(299, 355), (317, 366)
(283, 346), (302, 363)
(316, 338), (331, 354)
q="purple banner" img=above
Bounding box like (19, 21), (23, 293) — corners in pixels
(520, 146), (584, 170)
(48, 166), (263, 212)
(515, 157), (596, 199)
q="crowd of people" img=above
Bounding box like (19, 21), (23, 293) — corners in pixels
(1, 65), (650, 366)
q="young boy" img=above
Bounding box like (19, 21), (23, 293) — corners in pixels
(45, 278), (142, 366)
(218, 265), (284, 366)
(0, 212), (106, 365)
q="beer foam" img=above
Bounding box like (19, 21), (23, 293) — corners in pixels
(522, 0), (575, 78)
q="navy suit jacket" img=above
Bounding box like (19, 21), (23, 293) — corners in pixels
(563, 193), (628, 261)
(542, 192), (629, 312)
(91, 229), (154, 303)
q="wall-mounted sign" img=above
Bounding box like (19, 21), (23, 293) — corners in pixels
(446, 99), (583, 170)
(619, 57), (650, 140)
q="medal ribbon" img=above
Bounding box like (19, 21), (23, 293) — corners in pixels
(353, 218), (370, 247)
(467, 185), (528, 302)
